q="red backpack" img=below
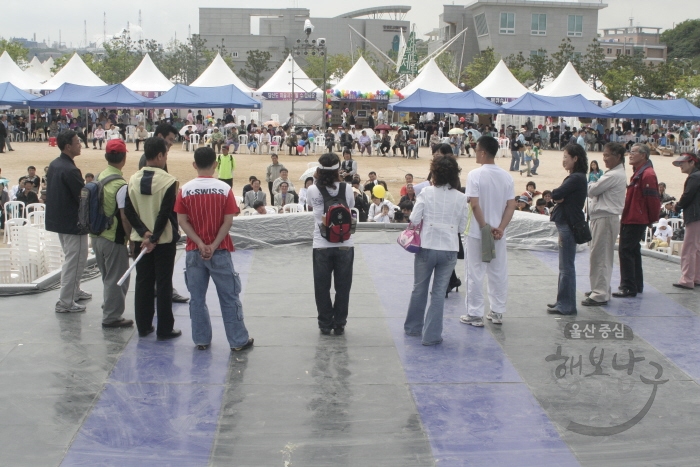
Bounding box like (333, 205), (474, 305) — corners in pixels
(318, 183), (356, 243)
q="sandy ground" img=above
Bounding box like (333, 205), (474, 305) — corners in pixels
(0, 140), (688, 202)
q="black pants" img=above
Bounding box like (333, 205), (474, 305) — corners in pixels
(0, 136), (5, 152)
(134, 241), (176, 336)
(392, 144), (405, 156)
(380, 142), (391, 154)
(135, 138), (146, 151)
(268, 181), (274, 202)
(618, 224), (646, 293)
(313, 247), (354, 329)
(220, 179), (233, 187)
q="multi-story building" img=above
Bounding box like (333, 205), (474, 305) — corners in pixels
(438, 0), (607, 70)
(600, 21), (667, 64)
(198, 6), (410, 86)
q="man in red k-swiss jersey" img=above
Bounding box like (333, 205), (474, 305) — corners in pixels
(174, 147), (254, 352)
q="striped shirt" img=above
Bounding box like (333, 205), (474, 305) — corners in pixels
(174, 177), (239, 252)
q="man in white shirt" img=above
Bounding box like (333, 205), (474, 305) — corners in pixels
(163, 109), (172, 122)
(377, 109), (384, 125)
(460, 136), (516, 327)
(584, 142), (627, 306)
(307, 153), (355, 335)
(576, 130), (586, 148)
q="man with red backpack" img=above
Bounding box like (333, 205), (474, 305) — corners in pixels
(306, 153), (356, 335)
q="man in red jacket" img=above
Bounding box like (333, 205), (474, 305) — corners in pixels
(613, 143), (661, 298)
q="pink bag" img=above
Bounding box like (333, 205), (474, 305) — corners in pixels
(397, 221), (422, 253)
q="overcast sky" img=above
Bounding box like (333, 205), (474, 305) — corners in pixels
(1, 0), (697, 49)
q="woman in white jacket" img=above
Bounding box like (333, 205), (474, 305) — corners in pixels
(404, 154), (468, 345)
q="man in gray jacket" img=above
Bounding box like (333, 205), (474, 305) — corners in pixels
(583, 142), (627, 306)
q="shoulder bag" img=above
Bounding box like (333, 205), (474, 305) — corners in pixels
(397, 220), (422, 253)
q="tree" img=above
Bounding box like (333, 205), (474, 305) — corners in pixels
(660, 19), (700, 74)
(580, 38), (608, 90)
(601, 51), (646, 102)
(550, 38), (580, 76)
(303, 53), (354, 88)
(462, 47), (498, 89)
(0, 38), (29, 63)
(504, 52), (533, 84)
(100, 35), (141, 83)
(528, 49), (551, 91)
(238, 50), (272, 88)
(435, 51), (458, 83)
(676, 74), (700, 106)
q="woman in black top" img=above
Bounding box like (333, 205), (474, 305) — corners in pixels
(547, 144), (588, 315)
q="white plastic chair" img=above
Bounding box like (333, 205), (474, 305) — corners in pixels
(265, 206), (278, 214)
(189, 134), (200, 151)
(4, 217), (27, 244)
(315, 135), (325, 152)
(125, 125), (136, 142)
(238, 134), (248, 146)
(27, 210), (45, 228)
(498, 138), (510, 158)
(282, 204), (303, 214)
(668, 218), (684, 231)
(25, 203), (45, 215)
(417, 130), (427, 147)
(4, 201), (24, 222)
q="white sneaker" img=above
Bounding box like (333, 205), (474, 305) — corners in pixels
(487, 310), (503, 324)
(55, 302), (86, 313)
(76, 290), (92, 300)
(460, 315), (484, 327)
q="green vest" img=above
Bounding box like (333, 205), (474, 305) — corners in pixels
(127, 167), (177, 244)
(217, 154), (236, 179)
(91, 166), (127, 244)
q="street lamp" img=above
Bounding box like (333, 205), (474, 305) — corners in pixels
(292, 34), (327, 128)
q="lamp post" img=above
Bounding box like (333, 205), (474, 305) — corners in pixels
(292, 37), (327, 128)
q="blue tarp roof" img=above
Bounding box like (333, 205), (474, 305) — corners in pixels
(499, 93), (612, 118)
(31, 83), (150, 108)
(388, 89), (501, 114)
(607, 96), (700, 120)
(143, 84), (261, 109)
(0, 82), (37, 106)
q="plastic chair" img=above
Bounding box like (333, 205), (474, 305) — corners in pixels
(48, 137), (57, 147)
(3, 218), (27, 244)
(238, 134), (248, 146)
(28, 210), (45, 228)
(498, 138), (510, 157)
(25, 203), (45, 215)
(4, 201), (24, 221)
(189, 134), (200, 151)
(265, 206), (278, 214)
(125, 125), (136, 142)
(668, 218), (684, 231)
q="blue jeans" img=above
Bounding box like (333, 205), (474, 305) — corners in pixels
(510, 151), (520, 171)
(555, 223), (577, 314)
(313, 247), (354, 329)
(184, 250), (250, 348)
(404, 248), (457, 345)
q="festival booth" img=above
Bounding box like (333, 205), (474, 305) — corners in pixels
(0, 51), (42, 91)
(24, 56), (52, 84)
(122, 53), (174, 98)
(40, 54), (106, 92)
(472, 60), (531, 129)
(388, 89), (500, 114)
(399, 58), (461, 97)
(31, 83), (150, 108)
(143, 84), (261, 110)
(0, 82), (37, 108)
(607, 96), (700, 121)
(255, 54), (322, 127)
(191, 53), (254, 124)
(536, 62), (613, 108)
(328, 56), (402, 128)
(500, 93), (612, 118)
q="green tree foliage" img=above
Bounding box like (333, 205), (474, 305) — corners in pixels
(660, 19), (700, 73)
(504, 52), (533, 84)
(676, 74), (700, 105)
(303, 53), (354, 88)
(100, 35), (141, 83)
(580, 38), (608, 90)
(435, 51), (458, 83)
(238, 50), (272, 88)
(550, 38), (580, 76)
(462, 47), (498, 89)
(601, 50), (648, 102)
(527, 49), (551, 91)
(0, 38), (29, 63)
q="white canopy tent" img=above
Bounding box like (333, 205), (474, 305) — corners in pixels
(399, 58), (461, 97)
(255, 54), (322, 126)
(41, 53), (106, 91)
(42, 57), (54, 73)
(122, 53), (174, 96)
(191, 53), (252, 94)
(536, 62), (613, 108)
(471, 60), (528, 103)
(24, 56), (51, 83)
(0, 51), (42, 90)
(331, 56), (392, 95)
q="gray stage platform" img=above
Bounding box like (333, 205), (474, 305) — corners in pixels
(1, 231), (699, 466)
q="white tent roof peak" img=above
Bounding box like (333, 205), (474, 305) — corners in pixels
(191, 53), (252, 94)
(122, 53), (174, 93)
(471, 59), (528, 100)
(42, 57), (55, 73)
(536, 61), (612, 106)
(400, 58), (461, 97)
(41, 53), (106, 90)
(0, 51), (43, 90)
(256, 54), (320, 94)
(332, 56), (390, 93)
(24, 56), (51, 83)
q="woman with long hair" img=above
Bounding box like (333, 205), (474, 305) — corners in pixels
(404, 155), (468, 345)
(547, 144), (588, 315)
(588, 160), (604, 183)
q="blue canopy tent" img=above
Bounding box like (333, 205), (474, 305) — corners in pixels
(143, 84), (261, 109)
(31, 83), (150, 108)
(607, 96), (700, 120)
(499, 93), (612, 118)
(388, 89), (501, 114)
(0, 82), (37, 106)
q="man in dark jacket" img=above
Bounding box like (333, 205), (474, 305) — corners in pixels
(0, 115), (7, 153)
(45, 130), (91, 313)
(614, 143), (661, 298)
(672, 153), (700, 289)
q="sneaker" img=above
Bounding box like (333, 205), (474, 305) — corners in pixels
(320, 328), (332, 335)
(172, 292), (189, 303)
(102, 318), (134, 328)
(55, 302), (86, 313)
(460, 315), (484, 327)
(581, 297), (607, 307)
(486, 310), (503, 324)
(334, 326), (345, 335)
(76, 290), (92, 301)
(232, 338), (254, 351)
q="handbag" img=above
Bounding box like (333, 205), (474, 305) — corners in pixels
(571, 219), (592, 244)
(397, 220), (422, 253)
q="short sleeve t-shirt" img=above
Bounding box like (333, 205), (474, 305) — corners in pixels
(174, 177), (240, 252)
(307, 182), (355, 249)
(466, 164), (514, 239)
